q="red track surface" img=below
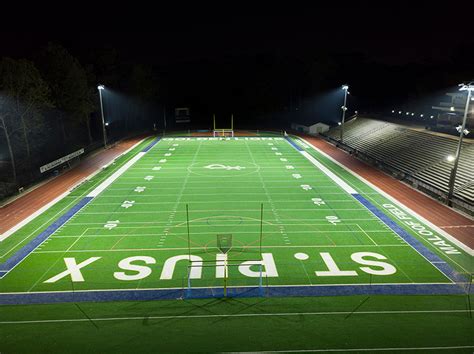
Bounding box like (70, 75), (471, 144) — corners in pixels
(301, 134), (474, 249)
(0, 137), (144, 235)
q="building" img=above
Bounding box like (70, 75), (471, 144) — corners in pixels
(291, 122), (330, 135)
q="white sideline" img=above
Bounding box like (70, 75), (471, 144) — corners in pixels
(0, 309), (470, 325)
(298, 136), (474, 256)
(87, 152), (145, 197)
(0, 138), (147, 242)
(300, 151), (357, 194)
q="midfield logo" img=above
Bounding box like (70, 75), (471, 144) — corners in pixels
(204, 164), (246, 171)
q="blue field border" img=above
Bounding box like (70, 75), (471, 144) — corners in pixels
(285, 136), (303, 151)
(0, 282), (471, 305)
(141, 137), (161, 152)
(0, 196), (94, 278)
(352, 194), (466, 283)
(0, 138), (161, 280)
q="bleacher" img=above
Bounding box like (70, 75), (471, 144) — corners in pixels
(325, 117), (474, 205)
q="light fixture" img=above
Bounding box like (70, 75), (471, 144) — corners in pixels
(392, 110), (395, 113)
(97, 85), (105, 90)
(342, 85), (349, 90)
(450, 106), (455, 111)
(411, 113), (415, 116)
(398, 111), (402, 114)
(446, 155), (455, 162)
(105, 122), (109, 126)
(459, 82), (474, 91)
(430, 115), (434, 119)
(420, 114), (424, 117)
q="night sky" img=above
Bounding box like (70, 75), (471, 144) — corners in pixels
(0, 3), (473, 126)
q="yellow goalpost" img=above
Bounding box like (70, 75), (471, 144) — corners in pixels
(213, 114), (234, 137)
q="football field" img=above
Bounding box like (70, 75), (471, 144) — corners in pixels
(0, 135), (472, 301)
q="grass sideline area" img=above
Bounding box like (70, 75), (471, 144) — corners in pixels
(0, 295), (472, 352)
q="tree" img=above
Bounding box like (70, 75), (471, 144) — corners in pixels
(37, 43), (96, 144)
(0, 57), (52, 181)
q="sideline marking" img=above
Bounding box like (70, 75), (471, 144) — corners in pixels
(0, 309), (471, 325)
(0, 138), (161, 278)
(298, 136), (473, 257)
(285, 137), (465, 283)
(0, 137), (148, 242)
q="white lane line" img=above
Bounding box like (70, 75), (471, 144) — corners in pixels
(0, 310), (470, 325)
(300, 151), (357, 194)
(87, 152), (146, 198)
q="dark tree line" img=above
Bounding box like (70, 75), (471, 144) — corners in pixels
(0, 43), (163, 197)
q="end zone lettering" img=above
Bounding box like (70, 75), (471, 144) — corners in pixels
(43, 252), (397, 283)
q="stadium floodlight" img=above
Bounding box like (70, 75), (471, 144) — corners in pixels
(406, 112), (409, 115)
(97, 84), (107, 148)
(105, 122), (109, 127)
(392, 110), (395, 113)
(446, 155), (455, 162)
(339, 84), (349, 142)
(430, 115), (434, 119)
(447, 81), (473, 206)
(420, 114), (424, 117)
(450, 106), (455, 111)
(411, 113), (415, 116)
(398, 111), (402, 114)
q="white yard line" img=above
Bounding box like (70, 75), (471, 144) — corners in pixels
(298, 137), (473, 256)
(0, 138), (148, 243)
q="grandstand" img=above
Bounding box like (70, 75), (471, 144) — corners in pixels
(324, 117), (474, 213)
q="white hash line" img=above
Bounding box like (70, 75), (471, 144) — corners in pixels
(34, 244), (411, 253)
(0, 138), (151, 257)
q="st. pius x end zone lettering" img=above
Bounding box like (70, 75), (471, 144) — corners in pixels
(43, 252), (397, 284)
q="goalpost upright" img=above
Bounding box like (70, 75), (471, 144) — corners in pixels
(185, 203), (265, 298)
(213, 114), (234, 137)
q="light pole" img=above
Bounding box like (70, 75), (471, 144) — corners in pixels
(97, 85), (107, 148)
(340, 85), (349, 142)
(446, 82), (473, 206)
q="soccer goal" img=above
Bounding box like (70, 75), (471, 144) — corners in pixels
(213, 114), (234, 137)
